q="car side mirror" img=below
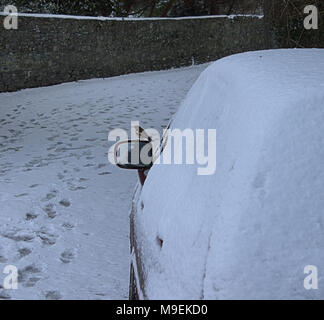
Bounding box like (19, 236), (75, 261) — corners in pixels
(114, 140), (153, 170)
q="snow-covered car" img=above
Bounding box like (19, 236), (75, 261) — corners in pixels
(115, 49), (324, 299)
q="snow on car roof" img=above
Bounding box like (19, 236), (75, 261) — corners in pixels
(135, 49), (324, 299)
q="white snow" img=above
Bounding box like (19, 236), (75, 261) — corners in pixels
(136, 49), (324, 299)
(0, 12), (263, 21)
(0, 64), (207, 300)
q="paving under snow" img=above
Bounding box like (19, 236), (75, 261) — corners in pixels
(0, 64), (207, 300)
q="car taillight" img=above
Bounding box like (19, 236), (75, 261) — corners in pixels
(138, 169), (148, 185)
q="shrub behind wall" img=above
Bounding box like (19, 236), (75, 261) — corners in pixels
(264, 0), (324, 48)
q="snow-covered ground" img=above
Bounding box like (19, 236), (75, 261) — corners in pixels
(0, 64), (207, 300)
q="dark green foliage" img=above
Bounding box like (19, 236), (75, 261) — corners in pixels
(0, 0), (262, 17)
(1, 0), (116, 16)
(265, 0), (324, 48)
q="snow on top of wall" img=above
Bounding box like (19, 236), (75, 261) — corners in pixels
(136, 49), (324, 299)
(0, 12), (264, 21)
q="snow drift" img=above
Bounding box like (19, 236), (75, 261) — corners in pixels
(135, 49), (324, 299)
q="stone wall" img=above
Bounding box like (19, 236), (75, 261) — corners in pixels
(0, 15), (265, 92)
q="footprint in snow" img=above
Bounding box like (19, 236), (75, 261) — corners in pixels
(0, 228), (35, 242)
(41, 189), (58, 202)
(0, 290), (11, 300)
(18, 264), (42, 288)
(59, 199), (71, 207)
(0, 253), (7, 263)
(14, 193), (29, 198)
(62, 222), (74, 230)
(45, 291), (62, 300)
(18, 247), (32, 258)
(29, 184), (39, 188)
(43, 203), (56, 219)
(98, 172), (111, 176)
(25, 212), (38, 221)
(60, 249), (75, 264)
(36, 229), (57, 246)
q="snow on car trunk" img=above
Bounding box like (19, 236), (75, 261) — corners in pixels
(135, 49), (324, 299)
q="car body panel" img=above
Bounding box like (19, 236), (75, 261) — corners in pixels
(130, 49), (324, 299)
